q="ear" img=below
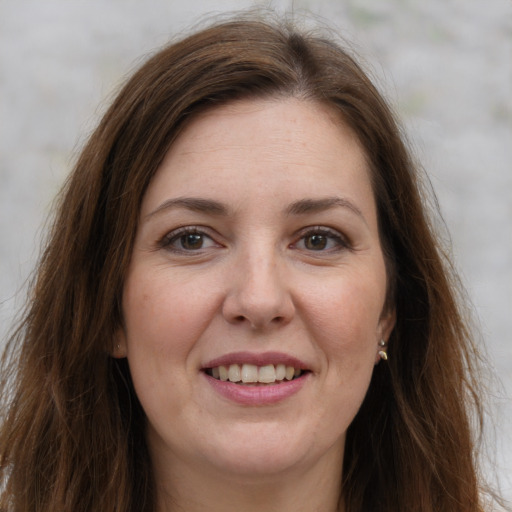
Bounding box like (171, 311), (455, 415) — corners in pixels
(111, 328), (128, 358)
(375, 308), (396, 364)
(378, 307), (396, 343)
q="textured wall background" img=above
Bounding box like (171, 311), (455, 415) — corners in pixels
(1, 0), (511, 498)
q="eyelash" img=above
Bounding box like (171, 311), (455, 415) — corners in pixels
(158, 226), (350, 254)
(292, 226), (350, 253)
(159, 226), (219, 253)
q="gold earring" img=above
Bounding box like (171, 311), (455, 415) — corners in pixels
(378, 339), (388, 361)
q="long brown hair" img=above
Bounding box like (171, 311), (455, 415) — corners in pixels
(0, 14), (495, 511)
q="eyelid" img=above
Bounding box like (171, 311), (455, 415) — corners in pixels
(158, 225), (222, 253)
(292, 226), (351, 252)
(156, 224), (350, 255)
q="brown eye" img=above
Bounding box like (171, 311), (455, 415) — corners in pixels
(294, 227), (349, 253)
(304, 234), (328, 250)
(161, 227), (219, 253)
(180, 233), (204, 250)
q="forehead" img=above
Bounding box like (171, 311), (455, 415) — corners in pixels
(142, 97), (375, 221)
(169, 97), (364, 163)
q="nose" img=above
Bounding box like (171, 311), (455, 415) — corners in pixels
(221, 248), (295, 330)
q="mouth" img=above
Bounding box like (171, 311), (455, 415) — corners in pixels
(204, 363), (307, 385)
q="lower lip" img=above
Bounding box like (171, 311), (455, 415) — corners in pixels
(203, 373), (309, 405)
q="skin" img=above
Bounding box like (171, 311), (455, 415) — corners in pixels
(116, 97), (395, 512)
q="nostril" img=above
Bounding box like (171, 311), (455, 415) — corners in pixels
(231, 314), (285, 328)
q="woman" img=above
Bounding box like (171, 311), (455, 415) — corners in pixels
(0, 14), (499, 512)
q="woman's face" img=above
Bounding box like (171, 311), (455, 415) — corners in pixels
(118, 98), (394, 481)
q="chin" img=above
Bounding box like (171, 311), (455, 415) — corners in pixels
(199, 423), (330, 479)
(210, 449), (305, 480)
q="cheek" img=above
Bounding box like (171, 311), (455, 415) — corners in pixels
(122, 267), (220, 361)
(120, 268), (224, 425)
(311, 277), (384, 334)
(304, 271), (386, 365)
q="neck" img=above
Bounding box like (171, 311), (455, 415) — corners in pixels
(153, 449), (345, 512)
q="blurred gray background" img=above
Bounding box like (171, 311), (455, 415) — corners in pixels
(1, 0), (511, 498)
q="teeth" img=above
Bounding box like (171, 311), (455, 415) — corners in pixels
(275, 364), (286, 381)
(228, 364), (241, 383)
(219, 365), (229, 381)
(258, 364), (276, 383)
(209, 363), (303, 384)
(241, 364), (258, 383)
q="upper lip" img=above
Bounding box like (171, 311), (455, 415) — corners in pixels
(202, 351), (310, 370)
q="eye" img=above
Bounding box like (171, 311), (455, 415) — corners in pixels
(160, 227), (219, 253)
(294, 227), (349, 252)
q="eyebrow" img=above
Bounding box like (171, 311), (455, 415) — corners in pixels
(146, 197), (229, 219)
(146, 195), (366, 224)
(286, 197), (366, 223)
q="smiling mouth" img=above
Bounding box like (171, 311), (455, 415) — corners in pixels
(204, 363), (306, 385)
